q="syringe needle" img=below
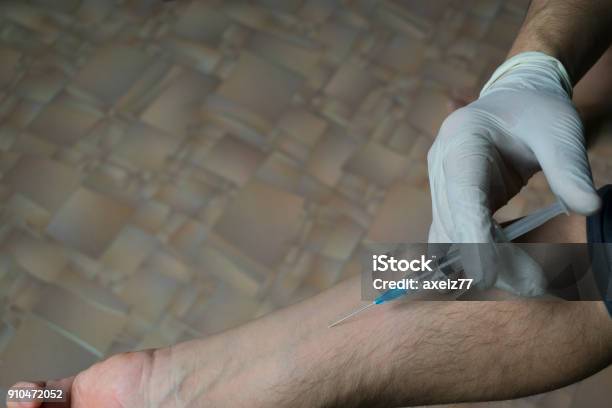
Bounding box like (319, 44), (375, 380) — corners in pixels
(328, 303), (375, 328)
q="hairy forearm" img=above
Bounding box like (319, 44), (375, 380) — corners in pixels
(157, 275), (612, 408)
(152, 215), (612, 407)
(270, 281), (612, 407)
(509, 0), (612, 83)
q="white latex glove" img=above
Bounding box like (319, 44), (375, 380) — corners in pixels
(427, 52), (601, 295)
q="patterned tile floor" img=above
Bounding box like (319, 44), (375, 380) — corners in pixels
(0, 0), (610, 406)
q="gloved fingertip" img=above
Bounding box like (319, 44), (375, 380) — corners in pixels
(556, 189), (601, 216)
(579, 191), (602, 215)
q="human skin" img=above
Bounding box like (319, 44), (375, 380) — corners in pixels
(449, 46), (612, 122)
(7, 213), (612, 408)
(448, 0), (612, 115)
(572, 47), (612, 121)
(509, 0), (612, 124)
(508, 0), (612, 85)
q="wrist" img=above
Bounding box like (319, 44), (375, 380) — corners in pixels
(480, 51), (573, 99)
(508, 35), (569, 77)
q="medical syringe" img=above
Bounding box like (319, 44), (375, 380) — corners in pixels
(328, 200), (566, 328)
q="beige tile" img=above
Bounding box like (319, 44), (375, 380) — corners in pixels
(368, 183), (431, 242)
(214, 181), (304, 267)
(191, 245), (261, 296)
(163, 35), (222, 72)
(468, 0), (502, 19)
(223, 2), (285, 32)
(406, 87), (449, 137)
(344, 142), (408, 186)
(308, 215), (364, 261)
(307, 128), (358, 186)
(296, 173), (335, 202)
(169, 284), (202, 318)
(406, 135), (432, 163)
(485, 12), (522, 51)
(299, 0), (336, 23)
(505, 0), (531, 16)
(4, 156), (80, 213)
(0, 151), (20, 174)
(4, 273), (45, 314)
(324, 191), (371, 229)
(131, 200), (171, 233)
(375, 34), (425, 74)
(142, 250), (191, 283)
(276, 134), (310, 162)
(423, 60), (479, 91)
(185, 133), (215, 165)
(272, 251), (313, 298)
(169, 218), (207, 255)
(86, 161), (128, 185)
(258, 0), (303, 12)
(4, 230), (67, 282)
(216, 52), (303, 122)
(156, 178), (213, 216)
(0, 46), (20, 88)
(321, 216), (364, 260)
(115, 60), (172, 114)
(0, 314), (99, 388)
(302, 254), (343, 291)
(57, 268), (129, 313)
(173, 1), (230, 45)
(15, 67), (66, 103)
(101, 226), (158, 276)
(47, 188), (134, 257)
(317, 21), (360, 63)
(29, 93), (104, 144)
(4, 193), (52, 230)
(137, 315), (188, 349)
(76, 0), (114, 24)
(249, 31), (324, 83)
(140, 68), (217, 136)
(4, 98), (43, 128)
(375, 3), (431, 38)
(33, 284), (127, 355)
(392, 0), (451, 22)
(0, 126), (18, 152)
(203, 134), (265, 185)
(2, 3), (61, 40)
(10, 131), (58, 156)
(117, 268), (181, 322)
(112, 122), (180, 171)
(255, 152), (303, 194)
(387, 121), (420, 154)
(30, 0), (80, 13)
(183, 281), (259, 335)
(73, 46), (153, 104)
(278, 108), (328, 147)
(324, 61), (380, 107)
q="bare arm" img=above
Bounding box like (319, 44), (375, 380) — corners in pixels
(12, 215), (612, 408)
(252, 279), (611, 407)
(154, 218), (612, 407)
(509, 0), (612, 83)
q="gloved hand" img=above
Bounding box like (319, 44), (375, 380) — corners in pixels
(427, 51), (601, 295)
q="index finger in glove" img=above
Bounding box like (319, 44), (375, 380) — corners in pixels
(444, 134), (500, 288)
